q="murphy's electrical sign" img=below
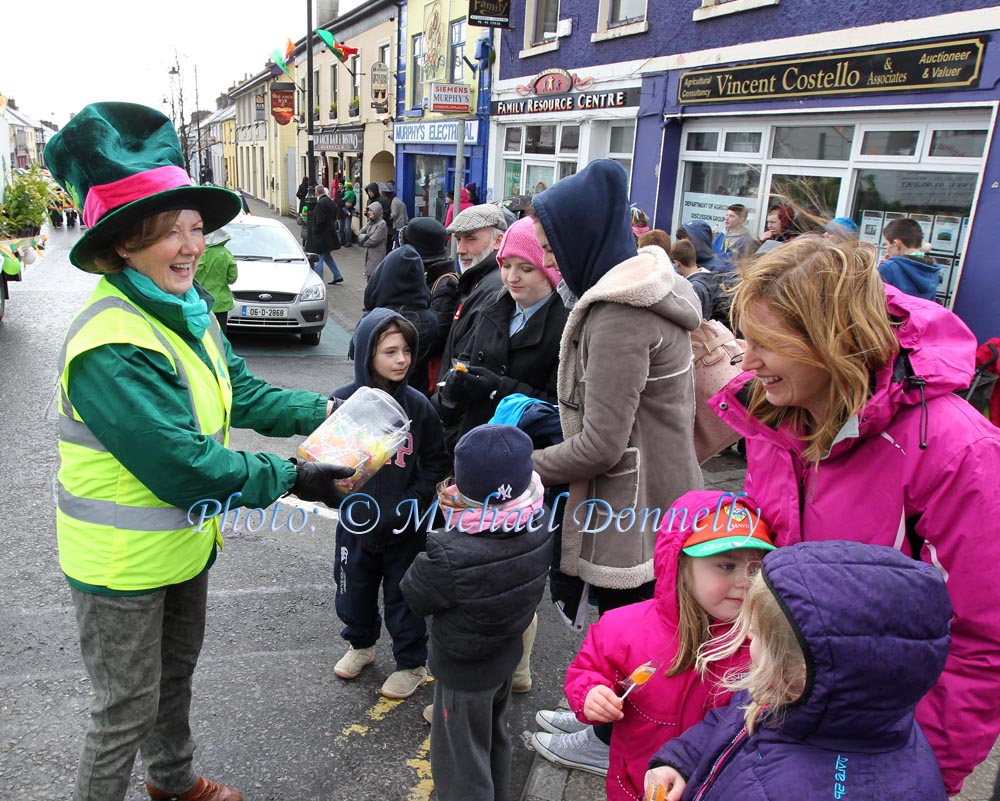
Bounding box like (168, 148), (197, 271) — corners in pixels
(678, 37), (985, 104)
(492, 68), (640, 116)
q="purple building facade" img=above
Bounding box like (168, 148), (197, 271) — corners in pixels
(490, 2), (998, 342)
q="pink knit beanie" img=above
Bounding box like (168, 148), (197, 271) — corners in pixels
(497, 216), (562, 288)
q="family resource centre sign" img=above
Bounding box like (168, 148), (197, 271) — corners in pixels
(678, 37), (985, 104)
(492, 68), (640, 116)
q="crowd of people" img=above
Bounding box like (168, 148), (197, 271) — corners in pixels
(46, 101), (1000, 801)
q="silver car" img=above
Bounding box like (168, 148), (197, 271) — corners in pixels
(224, 216), (327, 346)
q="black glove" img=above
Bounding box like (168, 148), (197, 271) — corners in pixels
(289, 458), (356, 506)
(439, 368), (472, 407)
(463, 366), (503, 401)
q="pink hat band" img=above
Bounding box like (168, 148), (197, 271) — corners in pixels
(82, 165), (192, 229)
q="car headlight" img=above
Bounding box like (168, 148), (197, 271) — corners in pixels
(300, 284), (326, 301)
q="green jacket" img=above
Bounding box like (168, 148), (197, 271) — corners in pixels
(66, 272), (327, 546)
(195, 241), (238, 312)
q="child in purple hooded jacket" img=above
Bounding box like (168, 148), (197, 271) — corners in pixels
(645, 541), (950, 801)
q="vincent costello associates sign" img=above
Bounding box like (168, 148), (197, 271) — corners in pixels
(678, 37), (985, 104)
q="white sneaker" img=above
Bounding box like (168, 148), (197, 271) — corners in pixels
(531, 727), (610, 776)
(535, 709), (589, 735)
(334, 646), (375, 679)
(381, 666), (428, 699)
(422, 703), (434, 725)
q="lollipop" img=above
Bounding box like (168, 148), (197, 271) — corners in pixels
(619, 660), (661, 700)
(645, 783), (667, 801)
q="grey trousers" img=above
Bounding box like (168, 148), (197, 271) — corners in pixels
(70, 572), (208, 801)
(430, 676), (513, 801)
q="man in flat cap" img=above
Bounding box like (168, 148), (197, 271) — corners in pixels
(431, 205), (508, 450)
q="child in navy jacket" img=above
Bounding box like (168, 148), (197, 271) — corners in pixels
(329, 308), (449, 699)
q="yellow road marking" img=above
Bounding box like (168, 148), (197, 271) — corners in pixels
(406, 734), (433, 801)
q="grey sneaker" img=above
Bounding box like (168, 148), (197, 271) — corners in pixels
(381, 666), (428, 699)
(531, 727), (609, 776)
(422, 703), (434, 725)
(334, 646), (375, 680)
(535, 709), (589, 735)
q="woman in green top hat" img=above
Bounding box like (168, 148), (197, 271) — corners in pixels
(46, 102), (353, 801)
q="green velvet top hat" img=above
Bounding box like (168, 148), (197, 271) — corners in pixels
(44, 102), (242, 272)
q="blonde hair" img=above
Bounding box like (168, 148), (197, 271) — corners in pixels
(668, 555), (714, 675)
(730, 237), (899, 463)
(697, 574), (806, 733)
(91, 210), (183, 274)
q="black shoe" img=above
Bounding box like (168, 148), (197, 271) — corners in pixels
(328, 278), (344, 285)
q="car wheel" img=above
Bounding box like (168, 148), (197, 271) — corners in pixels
(301, 330), (322, 346)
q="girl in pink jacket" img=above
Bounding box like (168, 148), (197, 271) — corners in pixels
(713, 236), (1000, 796)
(531, 490), (776, 801)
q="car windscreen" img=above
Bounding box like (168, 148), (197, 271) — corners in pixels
(225, 225), (306, 261)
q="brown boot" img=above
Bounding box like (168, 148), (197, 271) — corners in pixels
(513, 612), (539, 693)
(146, 776), (242, 801)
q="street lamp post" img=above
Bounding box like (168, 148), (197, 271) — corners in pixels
(194, 65), (204, 183)
(303, 0), (317, 217)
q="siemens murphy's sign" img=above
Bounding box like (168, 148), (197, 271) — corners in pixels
(678, 37), (985, 104)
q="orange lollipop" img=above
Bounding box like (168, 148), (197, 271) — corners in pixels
(645, 783), (667, 801)
(620, 659), (660, 700)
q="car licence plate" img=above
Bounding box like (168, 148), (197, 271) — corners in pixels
(241, 305), (288, 319)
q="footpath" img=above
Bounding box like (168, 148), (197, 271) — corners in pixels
(243, 195), (999, 801)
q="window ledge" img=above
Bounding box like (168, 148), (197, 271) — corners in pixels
(591, 20), (649, 42)
(519, 39), (560, 58)
(693, 0), (778, 21)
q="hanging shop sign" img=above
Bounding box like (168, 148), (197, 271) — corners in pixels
(468, 0), (510, 28)
(314, 126), (364, 153)
(270, 83), (295, 126)
(678, 37), (986, 104)
(371, 62), (390, 113)
(254, 94), (265, 121)
(429, 83), (471, 113)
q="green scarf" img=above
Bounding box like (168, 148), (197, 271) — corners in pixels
(124, 267), (212, 339)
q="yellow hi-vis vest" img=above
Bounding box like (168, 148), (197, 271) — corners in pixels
(56, 278), (233, 591)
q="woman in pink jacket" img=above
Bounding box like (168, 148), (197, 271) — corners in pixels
(712, 236), (1000, 797)
(532, 490), (776, 801)
(443, 186), (473, 230)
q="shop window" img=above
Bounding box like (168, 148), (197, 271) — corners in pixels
(609, 123), (635, 155)
(411, 35), (425, 108)
(504, 127), (523, 153)
(560, 125), (580, 153)
(526, 164), (555, 196)
(558, 162), (578, 181)
(526, 125), (557, 155)
(724, 131), (762, 154)
(503, 161), (523, 197)
(772, 125), (854, 161)
(686, 131), (718, 152)
(450, 19), (466, 84)
(853, 168), (978, 303)
(861, 130), (920, 157)
(928, 130), (988, 159)
(680, 160), (761, 230)
(609, 123), (636, 183)
(412, 155), (449, 221)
